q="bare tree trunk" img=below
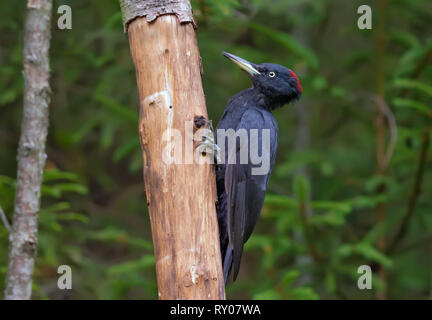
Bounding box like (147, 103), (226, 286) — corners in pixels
(4, 0), (52, 300)
(119, 0), (225, 300)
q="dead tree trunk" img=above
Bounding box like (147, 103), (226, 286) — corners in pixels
(4, 0), (52, 300)
(119, 0), (225, 300)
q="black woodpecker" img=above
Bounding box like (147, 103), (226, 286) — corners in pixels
(214, 52), (303, 283)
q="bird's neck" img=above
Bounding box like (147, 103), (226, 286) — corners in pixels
(248, 86), (286, 111)
(246, 87), (273, 110)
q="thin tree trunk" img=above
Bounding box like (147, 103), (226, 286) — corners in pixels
(293, 102), (316, 281)
(292, 2), (314, 283)
(119, 0), (225, 300)
(4, 0), (52, 300)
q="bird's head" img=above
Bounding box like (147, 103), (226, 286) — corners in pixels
(223, 52), (302, 109)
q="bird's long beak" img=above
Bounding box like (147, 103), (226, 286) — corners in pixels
(222, 52), (261, 76)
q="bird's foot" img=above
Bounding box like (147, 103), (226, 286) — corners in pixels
(197, 134), (222, 164)
(194, 116), (222, 164)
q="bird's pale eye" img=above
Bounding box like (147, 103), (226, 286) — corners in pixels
(268, 71), (276, 78)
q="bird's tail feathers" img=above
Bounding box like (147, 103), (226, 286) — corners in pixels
(231, 244), (243, 282)
(223, 246), (233, 284)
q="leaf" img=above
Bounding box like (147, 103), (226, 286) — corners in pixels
(310, 211), (346, 226)
(57, 212), (89, 223)
(0, 175), (14, 186)
(349, 195), (387, 209)
(104, 12), (122, 29)
(392, 98), (430, 116)
(0, 89), (17, 105)
(107, 255), (155, 276)
(56, 183), (88, 195)
(252, 289), (282, 300)
(354, 243), (393, 268)
(337, 244), (353, 257)
(94, 93), (138, 122)
(330, 86), (347, 98)
(43, 202), (71, 212)
(129, 152), (143, 173)
(88, 227), (153, 249)
(364, 175), (392, 193)
(311, 201), (351, 213)
(276, 150), (321, 178)
(390, 31), (420, 48)
(320, 161), (334, 176)
(113, 138), (140, 162)
(249, 23), (319, 70)
(294, 175), (310, 204)
(394, 45), (429, 77)
(325, 270), (337, 293)
(100, 122), (117, 149)
(264, 194), (297, 209)
(288, 287), (319, 300)
(244, 234), (272, 251)
(312, 76), (327, 91)
(41, 185), (62, 198)
(44, 169), (80, 182)
(50, 221), (63, 232)
(393, 78), (432, 97)
(70, 115), (102, 144)
(280, 270), (300, 286)
(361, 223), (388, 245)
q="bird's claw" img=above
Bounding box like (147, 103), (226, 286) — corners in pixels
(194, 116), (221, 164)
(197, 137), (222, 164)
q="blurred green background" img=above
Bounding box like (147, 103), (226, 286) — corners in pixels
(0, 0), (431, 299)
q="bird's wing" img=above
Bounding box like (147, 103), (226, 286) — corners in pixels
(225, 163), (247, 281)
(224, 108), (277, 281)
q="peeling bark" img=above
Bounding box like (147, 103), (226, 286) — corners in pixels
(4, 0), (52, 300)
(119, 0), (225, 300)
(120, 0), (196, 32)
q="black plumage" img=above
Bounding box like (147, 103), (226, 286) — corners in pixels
(215, 52), (302, 282)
